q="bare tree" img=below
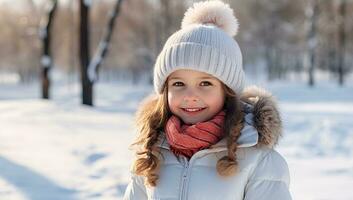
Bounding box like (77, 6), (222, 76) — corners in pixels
(88, 0), (125, 82)
(79, 0), (92, 105)
(39, 0), (57, 99)
(304, 0), (319, 86)
(337, 0), (347, 86)
(79, 0), (125, 106)
(1, 0), (352, 86)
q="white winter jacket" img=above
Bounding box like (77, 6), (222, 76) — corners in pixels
(124, 86), (292, 200)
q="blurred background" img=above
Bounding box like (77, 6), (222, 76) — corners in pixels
(0, 0), (352, 199)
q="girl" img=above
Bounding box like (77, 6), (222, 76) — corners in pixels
(124, 1), (291, 199)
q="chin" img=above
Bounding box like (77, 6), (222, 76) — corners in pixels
(181, 117), (207, 125)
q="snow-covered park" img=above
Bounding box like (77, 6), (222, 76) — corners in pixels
(1, 0), (352, 199)
(1, 78), (353, 200)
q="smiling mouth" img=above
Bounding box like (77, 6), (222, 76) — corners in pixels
(181, 107), (206, 112)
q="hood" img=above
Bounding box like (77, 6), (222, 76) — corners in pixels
(135, 85), (282, 150)
(239, 85), (282, 148)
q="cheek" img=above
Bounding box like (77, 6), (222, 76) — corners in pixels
(167, 91), (180, 111)
(207, 90), (225, 109)
(208, 97), (224, 109)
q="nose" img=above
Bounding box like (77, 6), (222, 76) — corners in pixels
(182, 90), (200, 103)
(183, 96), (199, 102)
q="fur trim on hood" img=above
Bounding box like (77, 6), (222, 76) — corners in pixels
(135, 85), (282, 149)
(240, 86), (282, 148)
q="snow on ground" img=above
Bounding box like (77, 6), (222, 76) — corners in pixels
(0, 80), (353, 200)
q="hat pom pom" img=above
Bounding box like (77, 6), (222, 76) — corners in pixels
(181, 0), (239, 37)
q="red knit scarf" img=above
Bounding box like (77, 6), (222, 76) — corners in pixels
(164, 110), (225, 159)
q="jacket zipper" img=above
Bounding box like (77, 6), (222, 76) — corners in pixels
(180, 157), (189, 200)
(159, 144), (227, 200)
(178, 149), (228, 200)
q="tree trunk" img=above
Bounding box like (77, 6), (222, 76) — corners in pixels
(305, 0), (319, 87)
(79, 0), (92, 106)
(40, 0), (57, 99)
(265, 47), (275, 81)
(265, 12), (277, 81)
(337, 0), (346, 86)
(87, 0), (125, 82)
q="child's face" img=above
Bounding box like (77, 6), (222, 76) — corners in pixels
(167, 69), (225, 124)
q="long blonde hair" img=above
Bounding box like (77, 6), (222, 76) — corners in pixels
(131, 83), (244, 186)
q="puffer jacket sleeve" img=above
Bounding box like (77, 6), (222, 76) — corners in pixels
(244, 149), (292, 200)
(123, 173), (148, 200)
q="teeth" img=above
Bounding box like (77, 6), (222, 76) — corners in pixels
(184, 108), (203, 112)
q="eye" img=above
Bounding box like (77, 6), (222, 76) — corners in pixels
(172, 81), (184, 87)
(200, 81), (213, 86)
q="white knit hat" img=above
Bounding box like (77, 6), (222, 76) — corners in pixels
(153, 0), (245, 94)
